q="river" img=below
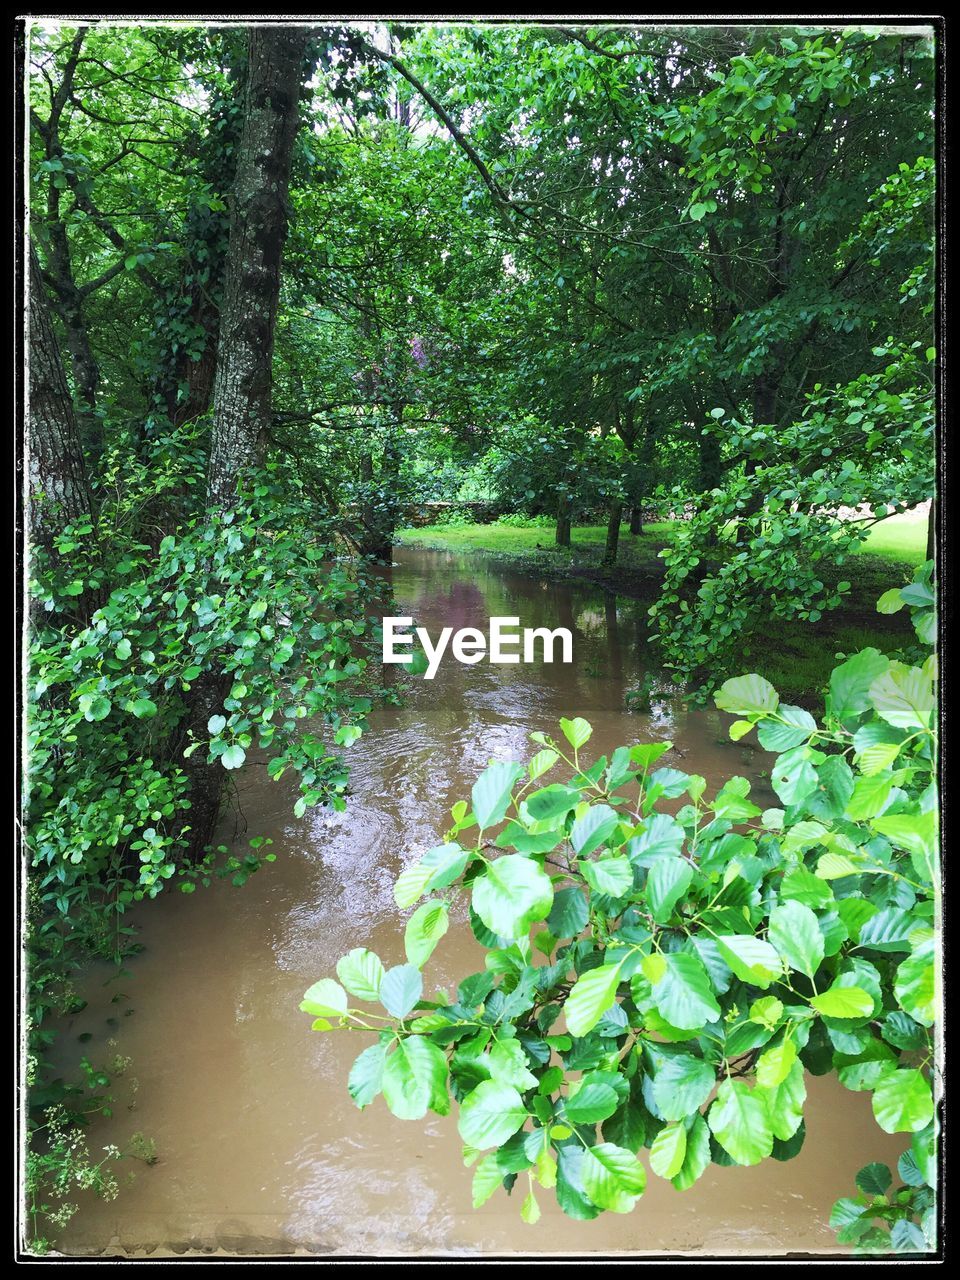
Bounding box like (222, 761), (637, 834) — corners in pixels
(55, 547), (902, 1257)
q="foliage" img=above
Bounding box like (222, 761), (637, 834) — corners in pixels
(303, 566), (937, 1252)
(25, 456), (385, 1242)
(650, 341), (935, 684)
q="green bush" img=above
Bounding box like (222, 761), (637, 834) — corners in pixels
(495, 513), (555, 529)
(302, 564), (938, 1252)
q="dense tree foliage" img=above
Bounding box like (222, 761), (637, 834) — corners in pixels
(23, 18), (936, 1254)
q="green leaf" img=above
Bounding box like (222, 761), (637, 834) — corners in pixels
(566, 1081), (620, 1125)
(580, 855), (633, 897)
(628, 814), (685, 864)
(816, 852), (861, 880)
(471, 855), (553, 939)
(348, 1042), (387, 1109)
(756, 1036), (797, 1088)
(651, 952), (721, 1030)
(645, 858), (694, 923)
(869, 664), (935, 729)
(487, 1039), (538, 1091)
(570, 804), (619, 855)
(82, 694), (112, 722)
(560, 716), (593, 749)
(756, 705), (817, 752)
(714, 674), (779, 718)
(564, 962), (624, 1038)
(650, 1053), (715, 1121)
(671, 1113), (711, 1190)
(856, 1162), (892, 1196)
(335, 948), (386, 1002)
(207, 714), (227, 736)
(715, 934), (783, 989)
(829, 648), (889, 720)
(458, 1080), (528, 1148)
(768, 900), (824, 979)
(520, 1190), (541, 1224)
(528, 748), (559, 780)
(845, 773), (894, 821)
(423, 842), (470, 890)
(547, 887), (589, 938)
(382, 1035), (449, 1121)
(525, 784), (583, 823)
(629, 742), (672, 770)
(221, 744), (246, 770)
(650, 1121), (687, 1179)
(404, 901), (449, 968)
(810, 985), (874, 1019)
(300, 978), (348, 1018)
(472, 761), (523, 829)
(759, 1059), (806, 1140)
(895, 942), (936, 1026)
(708, 1079), (774, 1165)
(471, 1152), (504, 1207)
(872, 1068), (934, 1134)
(749, 996), (784, 1030)
(379, 964), (423, 1018)
(581, 1142), (646, 1213)
(876, 588), (906, 615)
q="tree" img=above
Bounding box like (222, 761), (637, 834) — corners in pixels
(27, 240), (91, 550)
(206, 27), (311, 507)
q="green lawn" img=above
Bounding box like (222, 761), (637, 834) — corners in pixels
(395, 520), (673, 564)
(858, 507), (929, 565)
(397, 509), (928, 568)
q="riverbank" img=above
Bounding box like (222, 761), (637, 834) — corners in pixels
(395, 511), (926, 702)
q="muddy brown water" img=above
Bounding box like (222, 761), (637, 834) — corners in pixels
(54, 547), (903, 1258)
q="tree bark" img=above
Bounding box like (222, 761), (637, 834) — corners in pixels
(603, 499), (622, 567)
(28, 241), (92, 549)
(629, 506), (643, 535)
(206, 27), (309, 508)
(182, 27), (309, 859)
(32, 28), (104, 462)
(555, 491), (572, 547)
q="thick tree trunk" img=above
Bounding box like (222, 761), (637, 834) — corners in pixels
(28, 241), (92, 549)
(33, 27), (104, 464)
(603, 500), (622, 567)
(206, 27), (308, 508)
(182, 27), (309, 859)
(629, 505), (643, 535)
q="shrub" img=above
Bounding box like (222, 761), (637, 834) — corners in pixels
(301, 564), (938, 1252)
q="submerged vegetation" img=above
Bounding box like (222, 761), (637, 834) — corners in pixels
(22, 17), (936, 1257)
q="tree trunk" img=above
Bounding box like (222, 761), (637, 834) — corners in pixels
(926, 498), (936, 565)
(556, 491), (572, 547)
(182, 27), (309, 859)
(603, 500), (622, 567)
(629, 506), (643, 536)
(734, 374), (779, 545)
(28, 241), (92, 550)
(206, 26), (309, 508)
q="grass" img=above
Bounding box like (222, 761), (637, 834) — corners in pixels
(396, 520), (673, 562)
(398, 510), (928, 705)
(858, 507), (929, 566)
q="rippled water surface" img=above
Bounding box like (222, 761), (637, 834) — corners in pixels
(56, 548), (902, 1257)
